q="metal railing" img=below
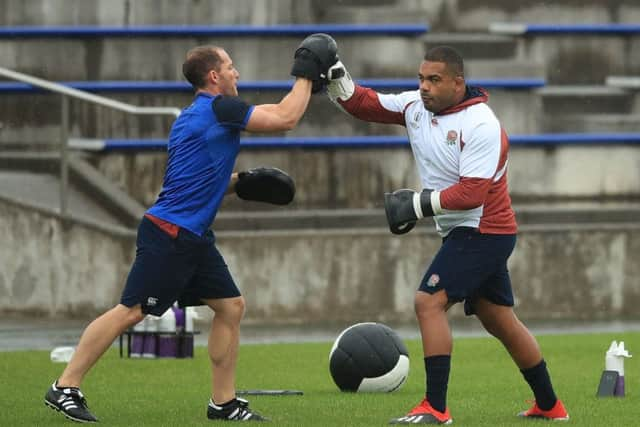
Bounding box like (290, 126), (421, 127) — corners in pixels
(0, 66), (181, 218)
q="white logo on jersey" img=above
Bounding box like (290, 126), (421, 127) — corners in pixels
(147, 297), (158, 306)
(410, 111), (423, 129)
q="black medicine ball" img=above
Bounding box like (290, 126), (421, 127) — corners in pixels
(329, 322), (409, 392)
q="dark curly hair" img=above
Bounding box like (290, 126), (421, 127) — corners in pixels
(424, 46), (464, 77)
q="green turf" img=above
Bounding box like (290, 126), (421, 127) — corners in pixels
(3, 332), (639, 426)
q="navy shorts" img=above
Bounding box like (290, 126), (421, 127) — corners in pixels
(419, 227), (517, 316)
(120, 216), (241, 316)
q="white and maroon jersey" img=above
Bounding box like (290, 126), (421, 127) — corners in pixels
(339, 85), (517, 236)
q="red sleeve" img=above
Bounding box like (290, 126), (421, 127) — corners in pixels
(440, 177), (491, 210)
(338, 85), (406, 125)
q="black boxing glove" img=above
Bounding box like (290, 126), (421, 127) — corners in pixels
(384, 189), (439, 235)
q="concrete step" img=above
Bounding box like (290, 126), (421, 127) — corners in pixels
(464, 59), (546, 79)
(316, 1), (439, 25)
(5, 85), (633, 145)
(538, 86), (634, 118)
(544, 114), (640, 133)
(0, 88), (537, 145)
(454, 0), (639, 31)
(512, 36), (639, 84)
(1, 34), (424, 81)
(5, 0), (637, 31)
(214, 202), (640, 231)
(5, 131), (640, 213)
(0, 152), (144, 228)
(423, 33), (517, 59)
(1, 0), (315, 26)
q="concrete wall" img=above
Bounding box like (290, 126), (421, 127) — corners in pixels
(1, 196), (638, 322)
(0, 197), (134, 317)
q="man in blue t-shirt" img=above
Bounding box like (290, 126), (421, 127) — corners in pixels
(45, 35), (337, 423)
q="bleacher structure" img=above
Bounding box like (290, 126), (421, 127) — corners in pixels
(1, 0), (639, 322)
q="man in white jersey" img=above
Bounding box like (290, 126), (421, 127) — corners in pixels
(327, 46), (569, 424)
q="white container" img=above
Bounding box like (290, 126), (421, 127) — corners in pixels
(142, 315), (159, 358)
(145, 315), (159, 332)
(157, 308), (176, 333)
(605, 340), (632, 397)
(132, 315), (147, 332)
(185, 307), (199, 332)
(50, 346), (75, 363)
(606, 340), (632, 376)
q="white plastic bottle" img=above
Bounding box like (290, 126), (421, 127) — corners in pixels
(142, 315), (159, 358)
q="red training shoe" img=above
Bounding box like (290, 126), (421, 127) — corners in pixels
(518, 399), (569, 421)
(389, 398), (452, 425)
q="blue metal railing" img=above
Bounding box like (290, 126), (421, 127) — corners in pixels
(0, 78), (545, 94)
(0, 24), (429, 38)
(68, 133), (640, 152)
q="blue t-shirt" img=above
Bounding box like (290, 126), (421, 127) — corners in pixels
(147, 92), (254, 235)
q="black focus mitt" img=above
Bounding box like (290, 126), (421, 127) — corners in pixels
(291, 33), (338, 93)
(235, 167), (296, 205)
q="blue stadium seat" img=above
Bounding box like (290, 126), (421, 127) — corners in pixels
(0, 24), (428, 38)
(0, 78), (545, 93)
(68, 133), (640, 152)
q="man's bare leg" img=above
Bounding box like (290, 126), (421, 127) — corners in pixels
(58, 304), (145, 387)
(415, 290), (453, 356)
(473, 298), (541, 368)
(203, 296), (245, 404)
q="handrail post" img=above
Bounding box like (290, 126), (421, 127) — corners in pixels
(60, 95), (69, 219)
(0, 65), (180, 222)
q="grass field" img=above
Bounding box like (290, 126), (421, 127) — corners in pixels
(3, 331), (639, 426)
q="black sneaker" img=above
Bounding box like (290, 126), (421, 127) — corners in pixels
(207, 397), (267, 421)
(44, 381), (98, 423)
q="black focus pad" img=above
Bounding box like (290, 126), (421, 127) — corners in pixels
(235, 167), (296, 205)
(290, 33), (338, 91)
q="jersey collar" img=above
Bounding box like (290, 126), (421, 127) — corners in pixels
(435, 86), (488, 116)
(195, 92), (215, 100)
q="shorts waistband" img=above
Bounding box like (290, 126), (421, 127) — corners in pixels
(144, 213), (180, 239)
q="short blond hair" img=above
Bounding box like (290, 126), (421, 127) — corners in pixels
(182, 45), (224, 89)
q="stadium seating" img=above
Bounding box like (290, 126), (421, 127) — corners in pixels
(2, 0), (640, 322)
(2, 7), (639, 201)
(0, 23), (429, 81)
(0, 77), (546, 146)
(488, 22), (640, 84)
